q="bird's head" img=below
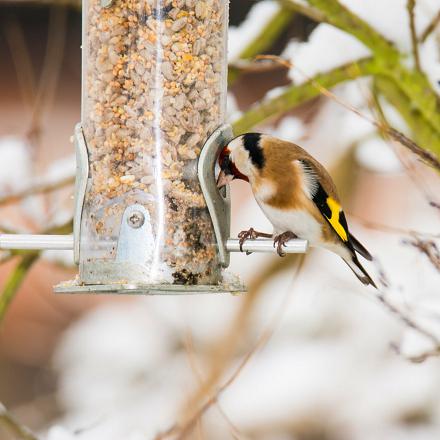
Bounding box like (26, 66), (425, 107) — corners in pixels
(217, 133), (265, 188)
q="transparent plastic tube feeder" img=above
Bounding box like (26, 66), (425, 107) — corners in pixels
(0, 0), (308, 295)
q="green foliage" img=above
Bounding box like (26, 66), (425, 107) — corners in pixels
(233, 0), (440, 159)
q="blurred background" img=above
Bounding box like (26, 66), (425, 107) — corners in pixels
(0, 0), (440, 439)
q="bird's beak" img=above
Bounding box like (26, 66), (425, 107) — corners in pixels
(216, 170), (234, 189)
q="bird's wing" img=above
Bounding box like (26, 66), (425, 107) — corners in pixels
(297, 158), (352, 246)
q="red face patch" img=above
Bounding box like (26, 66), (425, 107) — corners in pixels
(218, 146), (249, 182)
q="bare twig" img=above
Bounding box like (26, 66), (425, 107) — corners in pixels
(0, 174), (75, 207)
(0, 254), (39, 324)
(278, 0), (326, 23)
(419, 8), (440, 43)
(407, 0), (421, 71)
(255, 55), (440, 170)
(430, 201), (440, 211)
(183, 332), (245, 440)
(232, 57), (379, 133)
(393, 344), (440, 363)
(157, 256), (306, 440)
(301, 69), (440, 169)
(384, 126), (440, 170)
(229, 59), (289, 75)
(370, 81), (440, 208)
(349, 212), (440, 239)
(173, 339), (265, 440)
(375, 289), (440, 347)
(305, 0), (440, 134)
(403, 237), (440, 271)
(0, 403), (39, 440)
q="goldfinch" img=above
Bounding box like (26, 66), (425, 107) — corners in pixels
(217, 133), (376, 288)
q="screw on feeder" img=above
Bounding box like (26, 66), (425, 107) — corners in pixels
(127, 211), (145, 229)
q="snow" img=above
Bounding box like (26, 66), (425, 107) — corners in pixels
(340, 0), (439, 52)
(355, 137), (403, 174)
(0, 136), (32, 193)
(269, 116), (306, 143)
(419, 34), (440, 93)
(226, 92), (241, 121)
(284, 24), (371, 85)
(228, 1), (281, 61)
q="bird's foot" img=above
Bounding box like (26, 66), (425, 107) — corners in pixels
(238, 228), (272, 255)
(273, 231), (297, 257)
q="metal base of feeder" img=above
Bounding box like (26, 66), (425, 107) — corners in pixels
(54, 280), (245, 295)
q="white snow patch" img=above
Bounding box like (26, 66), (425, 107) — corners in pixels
(270, 116), (306, 142)
(44, 154), (76, 184)
(355, 137), (403, 174)
(286, 24), (371, 85)
(340, 0), (438, 52)
(53, 302), (178, 412)
(0, 136), (32, 193)
(228, 1), (281, 61)
(419, 34), (440, 93)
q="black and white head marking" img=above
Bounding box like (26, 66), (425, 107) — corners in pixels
(297, 159), (319, 199)
(242, 133), (265, 169)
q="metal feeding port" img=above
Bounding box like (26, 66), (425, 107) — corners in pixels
(0, 0), (308, 295)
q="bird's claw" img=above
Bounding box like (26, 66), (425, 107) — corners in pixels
(238, 228), (259, 254)
(273, 231), (297, 257)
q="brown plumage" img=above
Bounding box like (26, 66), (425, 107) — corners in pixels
(256, 136), (341, 244)
(217, 133), (376, 288)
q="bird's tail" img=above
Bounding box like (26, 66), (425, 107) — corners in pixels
(343, 254), (377, 288)
(349, 233), (373, 261)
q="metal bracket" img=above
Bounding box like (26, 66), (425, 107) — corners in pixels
(116, 204), (155, 265)
(73, 123), (89, 265)
(198, 124), (234, 268)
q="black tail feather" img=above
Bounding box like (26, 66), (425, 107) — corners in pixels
(349, 233), (373, 261)
(343, 255), (377, 288)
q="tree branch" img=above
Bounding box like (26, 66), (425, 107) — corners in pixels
(304, 0), (440, 137)
(278, 0), (326, 24)
(0, 254), (39, 324)
(231, 57), (378, 134)
(407, 0), (421, 71)
(0, 220), (73, 324)
(374, 76), (440, 157)
(0, 403), (38, 440)
(419, 8), (440, 43)
(240, 8), (295, 60)
(0, 174), (74, 207)
(305, 0), (398, 59)
(229, 6), (295, 85)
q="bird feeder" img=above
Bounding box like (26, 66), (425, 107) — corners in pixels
(0, 0), (308, 295)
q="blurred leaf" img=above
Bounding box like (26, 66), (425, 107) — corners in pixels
(0, 220), (73, 324)
(0, 254), (38, 325)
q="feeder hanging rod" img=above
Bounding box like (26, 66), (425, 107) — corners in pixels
(0, 234), (307, 254)
(0, 234), (74, 250)
(226, 238), (308, 254)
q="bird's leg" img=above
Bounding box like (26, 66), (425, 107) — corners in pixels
(273, 231), (297, 257)
(238, 228), (272, 254)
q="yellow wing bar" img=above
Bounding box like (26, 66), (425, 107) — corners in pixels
(326, 197), (348, 242)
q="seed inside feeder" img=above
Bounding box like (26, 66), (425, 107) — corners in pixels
(81, 0), (228, 285)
